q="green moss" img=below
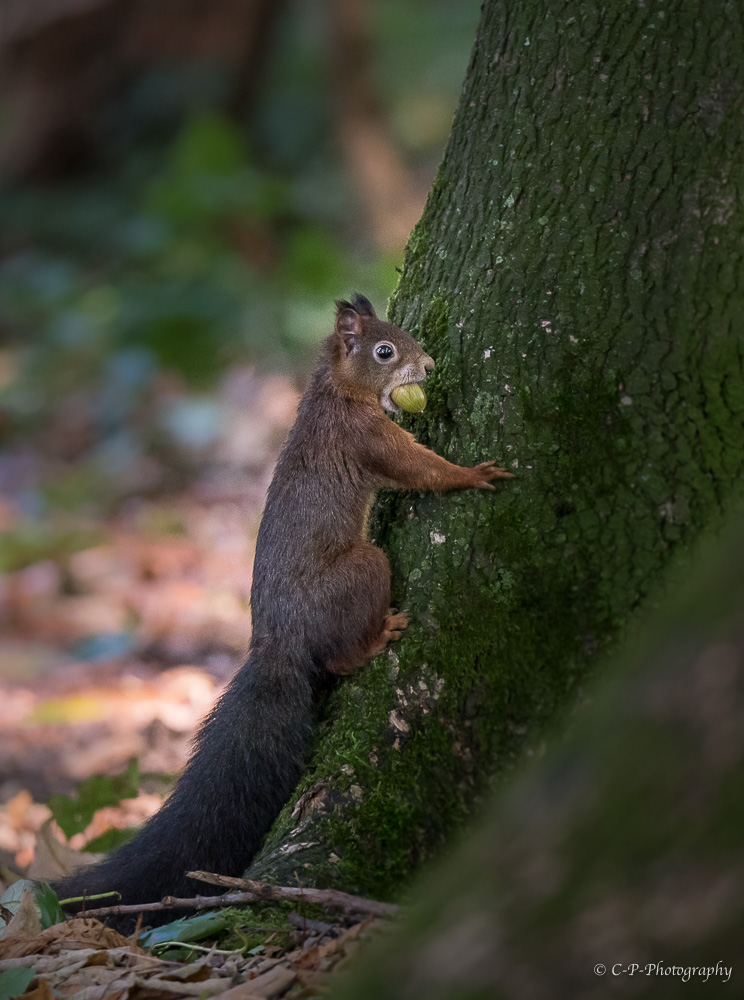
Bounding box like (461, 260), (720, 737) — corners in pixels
(218, 900), (329, 953)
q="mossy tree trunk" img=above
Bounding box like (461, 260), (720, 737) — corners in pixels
(246, 0), (744, 897)
(333, 522), (744, 1000)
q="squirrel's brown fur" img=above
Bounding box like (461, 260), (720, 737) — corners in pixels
(54, 294), (510, 924)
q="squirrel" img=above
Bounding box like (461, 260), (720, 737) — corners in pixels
(53, 294), (511, 921)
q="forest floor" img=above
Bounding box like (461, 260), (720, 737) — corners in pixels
(0, 903), (389, 999)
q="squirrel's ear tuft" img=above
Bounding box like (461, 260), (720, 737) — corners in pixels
(335, 294), (376, 319)
(351, 293), (376, 317)
(335, 307), (362, 355)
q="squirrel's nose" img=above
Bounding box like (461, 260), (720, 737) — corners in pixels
(423, 354), (435, 374)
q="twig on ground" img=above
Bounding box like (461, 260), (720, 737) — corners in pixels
(74, 875), (399, 921)
(187, 871), (398, 918)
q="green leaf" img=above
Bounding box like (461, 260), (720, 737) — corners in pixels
(47, 759), (140, 838)
(0, 967), (35, 1000)
(35, 881), (66, 929)
(138, 910), (231, 949)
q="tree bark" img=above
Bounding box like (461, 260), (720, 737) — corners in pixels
(332, 520), (744, 1000)
(246, 0), (744, 899)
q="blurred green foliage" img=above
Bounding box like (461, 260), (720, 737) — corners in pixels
(48, 759), (140, 839)
(0, 522), (102, 574)
(0, 109), (364, 393)
(0, 0), (480, 538)
(0, 1), (479, 371)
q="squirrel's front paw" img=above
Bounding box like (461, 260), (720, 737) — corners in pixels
(470, 461), (514, 489)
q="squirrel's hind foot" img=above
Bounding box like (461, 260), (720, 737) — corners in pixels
(326, 610), (409, 675)
(368, 609), (409, 658)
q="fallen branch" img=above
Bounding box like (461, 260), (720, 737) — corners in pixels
(75, 876), (399, 921)
(188, 871), (399, 918)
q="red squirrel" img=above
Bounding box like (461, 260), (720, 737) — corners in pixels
(54, 294), (511, 920)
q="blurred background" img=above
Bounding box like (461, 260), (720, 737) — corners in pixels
(0, 0), (480, 873)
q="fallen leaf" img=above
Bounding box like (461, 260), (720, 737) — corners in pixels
(245, 965), (296, 999)
(0, 917), (132, 960)
(150, 959), (211, 983)
(95, 969), (136, 1000)
(17, 978), (53, 1000)
(0, 891), (41, 944)
(215, 985), (265, 1000)
(27, 820), (103, 881)
(56, 964), (124, 998)
(130, 976), (232, 997)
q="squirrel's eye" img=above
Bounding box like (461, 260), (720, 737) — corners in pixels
(375, 343), (395, 360)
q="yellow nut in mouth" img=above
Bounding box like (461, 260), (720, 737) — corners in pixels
(391, 384), (427, 413)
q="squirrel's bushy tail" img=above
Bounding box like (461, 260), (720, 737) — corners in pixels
(53, 645), (317, 924)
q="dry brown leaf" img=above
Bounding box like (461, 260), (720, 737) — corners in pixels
(38, 955), (91, 983)
(0, 946), (159, 975)
(130, 976), (232, 997)
(0, 889), (42, 944)
(245, 964), (296, 999)
(292, 967), (332, 993)
(317, 937), (346, 961)
(244, 958), (279, 977)
(51, 918), (133, 952)
(27, 818), (104, 880)
(0, 949), (95, 973)
(291, 945), (321, 972)
(56, 964), (124, 998)
(19, 980), (53, 1000)
(291, 919), (369, 973)
(215, 984), (265, 1000)
(0, 916), (133, 959)
(150, 959), (211, 983)
(98, 969), (136, 1000)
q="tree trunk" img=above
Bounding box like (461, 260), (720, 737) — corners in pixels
(332, 521), (744, 1000)
(246, 0), (744, 898)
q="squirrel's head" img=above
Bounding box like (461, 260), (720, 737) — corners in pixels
(331, 294), (435, 413)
